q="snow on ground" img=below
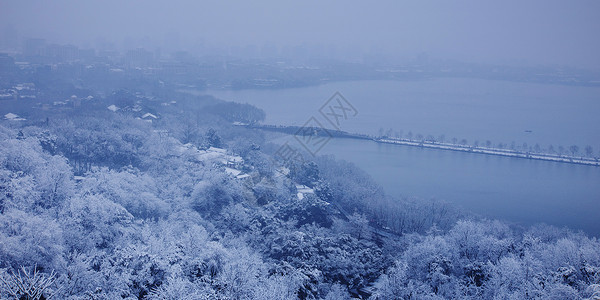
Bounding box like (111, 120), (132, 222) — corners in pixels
(208, 146), (226, 154)
(173, 143), (249, 179)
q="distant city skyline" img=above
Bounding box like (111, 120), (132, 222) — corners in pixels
(1, 0), (600, 69)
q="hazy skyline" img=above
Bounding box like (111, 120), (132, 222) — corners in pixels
(1, 0), (600, 68)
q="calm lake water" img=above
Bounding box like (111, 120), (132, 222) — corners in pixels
(206, 78), (600, 235)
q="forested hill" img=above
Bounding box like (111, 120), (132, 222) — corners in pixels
(1, 91), (600, 299)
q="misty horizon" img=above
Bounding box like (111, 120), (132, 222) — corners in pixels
(2, 0), (600, 69)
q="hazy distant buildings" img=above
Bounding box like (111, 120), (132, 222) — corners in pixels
(23, 38), (46, 57)
(78, 49), (96, 61)
(45, 44), (79, 62)
(0, 53), (17, 74)
(123, 48), (154, 68)
(21, 39), (91, 64)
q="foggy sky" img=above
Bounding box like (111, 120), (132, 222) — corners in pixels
(1, 0), (599, 69)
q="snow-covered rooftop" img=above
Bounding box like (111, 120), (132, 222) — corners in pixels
(295, 184), (314, 194)
(225, 167), (242, 177)
(295, 184), (314, 200)
(236, 174), (251, 179)
(141, 113), (158, 119)
(4, 113), (25, 121)
(4, 113), (18, 119)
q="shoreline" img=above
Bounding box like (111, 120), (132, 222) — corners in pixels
(245, 124), (600, 167)
(375, 138), (600, 167)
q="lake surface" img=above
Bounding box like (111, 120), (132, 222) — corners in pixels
(319, 138), (600, 235)
(205, 78), (600, 235)
(208, 78), (600, 152)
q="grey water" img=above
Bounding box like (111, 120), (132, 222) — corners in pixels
(206, 78), (600, 235)
(318, 138), (600, 235)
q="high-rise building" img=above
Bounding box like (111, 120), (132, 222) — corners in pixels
(23, 38), (46, 57)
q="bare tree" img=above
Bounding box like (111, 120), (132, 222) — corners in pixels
(585, 145), (594, 157)
(569, 145), (579, 157)
(386, 128), (394, 138)
(0, 267), (58, 300)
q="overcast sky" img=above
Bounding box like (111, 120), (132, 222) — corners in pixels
(1, 0), (599, 68)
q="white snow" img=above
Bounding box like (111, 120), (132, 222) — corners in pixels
(295, 184), (314, 194)
(275, 167), (290, 178)
(141, 113), (157, 119)
(296, 184), (315, 200)
(4, 113), (25, 121)
(377, 138), (600, 167)
(196, 151), (223, 161)
(225, 167), (242, 177)
(4, 113), (18, 119)
(107, 105), (119, 112)
(236, 174), (251, 179)
(208, 147), (226, 154)
(174, 143), (245, 167)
